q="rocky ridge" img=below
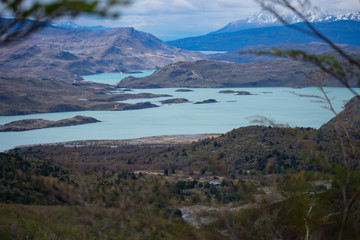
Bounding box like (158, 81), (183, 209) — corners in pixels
(0, 24), (203, 83)
(0, 115), (100, 132)
(118, 59), (358, 89)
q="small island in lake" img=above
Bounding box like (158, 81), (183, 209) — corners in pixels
(194, 99), (218, 104)
(123, 102), (159, 110)
(219, 90), (238, 94)
(219, 90), (253, 95)
(0, 115), (100, 132)
(160, 98), (190, 104)
(237, 91), (253, 95)
(175, 89), (194, 92)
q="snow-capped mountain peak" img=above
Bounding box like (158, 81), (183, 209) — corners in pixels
(212, 9), (360, 34)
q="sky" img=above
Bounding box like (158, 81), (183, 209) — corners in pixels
(51, 0), (360, 40)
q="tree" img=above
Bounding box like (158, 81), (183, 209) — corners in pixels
(0, 0), (132, 45)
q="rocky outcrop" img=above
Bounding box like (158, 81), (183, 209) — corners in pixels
(160, 98), (189, 104)
(118, 59), (358, 89)
(0, 115), (100, 132)
(194, 99), (218, 104)
(123, 102), (159, 110)
(237, 91), (252, 95)
(175, 89), (194, 92)
(219, 90), (253, 95)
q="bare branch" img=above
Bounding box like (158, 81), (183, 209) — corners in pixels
(0, 0), (132, 45)
(255, 0), (360, 70)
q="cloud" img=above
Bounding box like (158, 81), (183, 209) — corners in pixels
(312, 0), (360, 9)
(72, 0), (360, 40)
(119, 0), (260, 39)
(127, 0), (197, 15)
(126, 0), (258, 15)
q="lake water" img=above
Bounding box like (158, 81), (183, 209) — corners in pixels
(82, 70), (156, 85)
(0, 84), (357, 152)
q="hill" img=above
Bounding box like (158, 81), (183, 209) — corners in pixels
(167, 21), (360, 51)
(117, 59), (358, 88)
(0, 115), (100, 132)
(0, 20), (203, 115)
(0, 22), (202, 82)
(321, 96), (360, 131)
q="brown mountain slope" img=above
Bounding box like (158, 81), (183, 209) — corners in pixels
(0, 26), (202, 115)
(0, 27), (203, 82)
(118, 59), (358, 88)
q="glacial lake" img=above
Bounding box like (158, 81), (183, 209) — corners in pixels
(82, 70), (156, 85)
(0, 85), (358, 152)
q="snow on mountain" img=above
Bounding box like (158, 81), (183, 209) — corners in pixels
(54, 21), (112, 31)
(212, 9), (360, 34)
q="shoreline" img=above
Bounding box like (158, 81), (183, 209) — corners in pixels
(7, 134), (221, 152)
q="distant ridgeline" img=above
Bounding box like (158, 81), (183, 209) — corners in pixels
(167, 21), (360, 51)
(118, 59), (360, 88)
(168, 9), (360, 51)
(212, 9), (360, 34)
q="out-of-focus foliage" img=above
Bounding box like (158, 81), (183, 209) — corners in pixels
(252, 1), (360, 239)
(0, 0), (131, 44)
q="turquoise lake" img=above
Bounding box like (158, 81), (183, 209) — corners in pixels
(82, 70), (156, 85)
(0, 83), (358, 152)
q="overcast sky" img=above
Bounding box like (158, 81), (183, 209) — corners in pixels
(72, 0), (360, 40)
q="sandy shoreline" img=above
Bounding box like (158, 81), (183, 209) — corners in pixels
(12, 134), (221, 150)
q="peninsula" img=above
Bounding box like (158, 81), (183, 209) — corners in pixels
(0, 115), (100, 132)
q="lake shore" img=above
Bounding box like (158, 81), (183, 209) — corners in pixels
(10, 134), (221, 151)
(0, 87), (357, 152)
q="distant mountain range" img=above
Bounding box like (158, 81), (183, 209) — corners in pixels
(168, 20), (360, 51)
(206, 42), (360, 63)
(212, 9), (360, 34)
(167, 9), (360, 51)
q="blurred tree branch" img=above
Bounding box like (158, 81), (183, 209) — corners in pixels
(0, 0), (132, 45)
(253, 1), (360, 239)
(255, 0), (360, 70)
